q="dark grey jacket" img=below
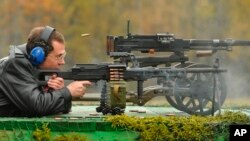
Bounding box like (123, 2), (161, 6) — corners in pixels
(0, 44), (72, 117)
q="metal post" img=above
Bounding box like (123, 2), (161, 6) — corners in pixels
(137, 80), (144, 106)
(212, 72), (216, 116)
(212, 58), (220, 116)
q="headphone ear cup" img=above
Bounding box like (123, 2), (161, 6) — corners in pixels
(29, 47), (45, 66)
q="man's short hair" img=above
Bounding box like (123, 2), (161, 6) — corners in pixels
(26, 26), (65, 55)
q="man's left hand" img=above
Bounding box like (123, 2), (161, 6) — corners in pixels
(47, 74), (65, 90)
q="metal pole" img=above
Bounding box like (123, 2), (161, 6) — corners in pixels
(212, 58), (220, 116)
(212, 72), (216, 116)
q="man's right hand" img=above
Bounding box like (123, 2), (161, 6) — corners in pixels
(66, 81), (92, 97)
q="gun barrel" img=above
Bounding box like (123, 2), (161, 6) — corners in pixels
(185, 68), (227, 73)
(123, 67), (226, 81)
(189, 39), (250, 50)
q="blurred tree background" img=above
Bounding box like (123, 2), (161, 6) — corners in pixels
(0, 0), (250, 97)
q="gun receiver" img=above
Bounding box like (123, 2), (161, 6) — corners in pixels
(37, 64), (126, 85)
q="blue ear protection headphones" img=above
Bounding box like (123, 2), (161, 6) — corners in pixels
(29, 26), (55, 66)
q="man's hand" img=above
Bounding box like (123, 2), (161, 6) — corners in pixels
(47, 74), (65, 90)
(66, 81), (92, 97)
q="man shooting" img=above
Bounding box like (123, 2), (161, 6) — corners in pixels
(0, 26), (91, 117)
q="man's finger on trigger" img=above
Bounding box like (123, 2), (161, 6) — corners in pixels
(82, 81), (91, 87)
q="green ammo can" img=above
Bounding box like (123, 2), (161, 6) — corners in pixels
(109, 80), (127, 110)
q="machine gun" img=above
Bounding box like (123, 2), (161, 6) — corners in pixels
(106, 21), (250, 67)
(104, 21), (250, 116)
(37, 63), (226, 115)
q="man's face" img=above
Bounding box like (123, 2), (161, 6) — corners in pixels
(39, 40), (66, 70)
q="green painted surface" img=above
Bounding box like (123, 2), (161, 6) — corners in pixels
(0, 112), (139, 141)
(0, 105), (186, 140)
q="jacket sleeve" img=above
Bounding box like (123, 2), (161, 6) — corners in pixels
(1, 57), (72, 117)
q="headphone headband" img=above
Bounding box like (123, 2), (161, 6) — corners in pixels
(40, 26), (56, 42)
